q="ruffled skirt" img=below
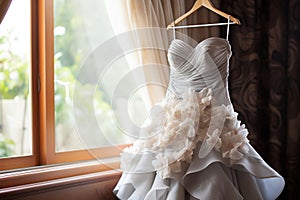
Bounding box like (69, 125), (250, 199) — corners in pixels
(113, 89), (285, 200)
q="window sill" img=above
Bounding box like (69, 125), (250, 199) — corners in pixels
(0, 158), (121, 197)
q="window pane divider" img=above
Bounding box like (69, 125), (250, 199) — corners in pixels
(38, 0), (56, 165)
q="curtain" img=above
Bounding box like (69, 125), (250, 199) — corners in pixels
(105, 0), (181, 106)
(0, 0), (12, 24)
(221, 1), (300, 199)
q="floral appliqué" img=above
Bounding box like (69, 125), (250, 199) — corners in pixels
(121, 88), (250, 178)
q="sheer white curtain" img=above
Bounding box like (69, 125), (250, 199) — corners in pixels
(105, 0), (221, 107)
(105, 0), (188, 106)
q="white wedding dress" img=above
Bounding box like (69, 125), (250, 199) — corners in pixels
(113, 30), (285, 199)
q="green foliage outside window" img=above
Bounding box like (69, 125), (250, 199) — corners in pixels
(0, 33), (27, 157)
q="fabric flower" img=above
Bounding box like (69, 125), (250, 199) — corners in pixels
(220, 119), (250, 160)
(120, 87), (251, 178)
(206, 129), (222, 151)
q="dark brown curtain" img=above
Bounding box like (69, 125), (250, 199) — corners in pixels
(0, 0), (12, 24)
(218, 0), (300, 199)
(177, 0), (298, 199)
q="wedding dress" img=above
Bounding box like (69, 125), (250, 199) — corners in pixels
(113, 23), (285, 199)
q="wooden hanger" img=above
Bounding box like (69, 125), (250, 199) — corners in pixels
(167, 0), (241, 29)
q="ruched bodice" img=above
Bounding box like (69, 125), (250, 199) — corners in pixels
(167, 37), (232, 105)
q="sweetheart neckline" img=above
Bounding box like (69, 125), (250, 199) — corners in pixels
(170, 37), (230, 51)
(167, 36), (232, 70)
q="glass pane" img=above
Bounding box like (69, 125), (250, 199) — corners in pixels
(0, 0), (32, 158)
(54, 0), (140, 152)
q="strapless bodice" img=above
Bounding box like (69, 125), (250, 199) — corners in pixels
(167, 37), (232, 105)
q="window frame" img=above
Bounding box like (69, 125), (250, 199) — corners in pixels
(0, 0), (128, 171)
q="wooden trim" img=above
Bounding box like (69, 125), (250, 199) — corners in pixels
(0, 143), (128, 172)
(31, 0), (40, 166)
(0, 160), (121, 189)
(52, 144), (129, 164)
(0, 156), (37, 171)
(0, 169), (121, 198)
(38, 0), (56, 164)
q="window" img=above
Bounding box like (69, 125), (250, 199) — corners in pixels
(0, 0), (37, 170)
(0, 0), (32, 157)
(0, 0), (143, 171)
(53, 0), (134, 152)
